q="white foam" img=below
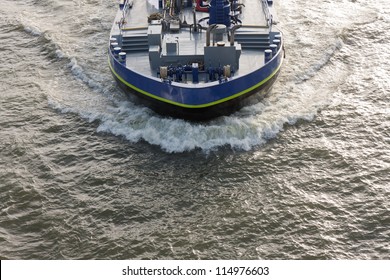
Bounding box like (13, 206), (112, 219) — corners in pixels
(23, 25), (42, 36)
(55, 49), (65, 59)
(20, 15), (109, 95)
(294, 39), (343, 84)
(85, 87), (322, 153)
(44, 58), (330, 154)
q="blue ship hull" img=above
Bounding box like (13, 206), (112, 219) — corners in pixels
(108, 46), (283, 120)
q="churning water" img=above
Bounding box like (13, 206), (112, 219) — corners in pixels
(0, 0), (389, 259)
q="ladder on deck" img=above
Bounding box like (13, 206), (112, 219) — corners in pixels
(234, 27), (271, 49)
(120, 28), (149, 52)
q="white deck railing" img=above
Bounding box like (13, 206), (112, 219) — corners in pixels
(261, 0), (273, 31)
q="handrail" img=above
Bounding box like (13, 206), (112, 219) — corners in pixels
(122, 0), (131, 20)
(119, 0), (132, 36)
(261, 0), (272, 31)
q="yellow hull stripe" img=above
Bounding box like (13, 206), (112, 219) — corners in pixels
(108, 55), (283, 109)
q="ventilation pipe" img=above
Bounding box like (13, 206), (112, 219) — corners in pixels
(206, 24), (217, 46)
(192, 7), (198, 32)
(230, 24), (241, 46)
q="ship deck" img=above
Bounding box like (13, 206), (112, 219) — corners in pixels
(111, 0), (274, 80)
(122, 0), (268, 27)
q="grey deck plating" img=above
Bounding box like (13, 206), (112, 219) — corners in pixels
(110, 0), (273, 80)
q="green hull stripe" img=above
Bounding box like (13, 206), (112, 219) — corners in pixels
(108, 56), (283, 109)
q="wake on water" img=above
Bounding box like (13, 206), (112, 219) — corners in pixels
(13, 0), (374, 153)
